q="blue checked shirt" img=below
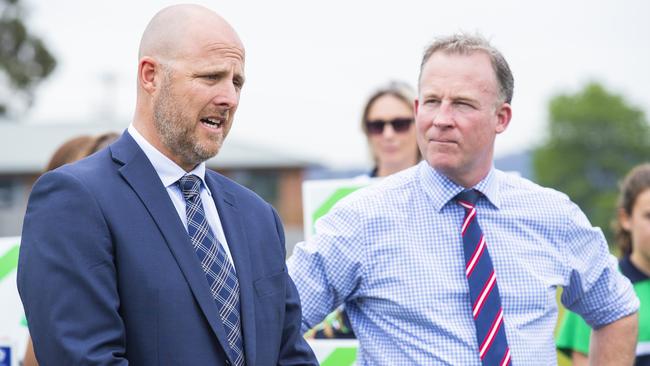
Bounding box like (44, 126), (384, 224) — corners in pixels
(287, 161), (639, 365)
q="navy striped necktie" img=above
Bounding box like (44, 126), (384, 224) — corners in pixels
(178, 174), (245, 366)
(456, 189), (511, 366)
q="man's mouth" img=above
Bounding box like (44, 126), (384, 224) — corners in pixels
(200, 117), (224, 129)
(432, 138), (456, 144)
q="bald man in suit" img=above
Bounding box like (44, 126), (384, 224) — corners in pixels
(18, 5), (317, 365)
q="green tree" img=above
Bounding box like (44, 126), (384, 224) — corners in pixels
(0, 0), (56, 116)
(533, 82), (650, 242)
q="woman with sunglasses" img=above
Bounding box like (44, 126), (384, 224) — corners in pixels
(361, 80), (420, 178)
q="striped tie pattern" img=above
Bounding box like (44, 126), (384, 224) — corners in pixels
(456, 189), (511, 366)
(178, 175), (245, 366)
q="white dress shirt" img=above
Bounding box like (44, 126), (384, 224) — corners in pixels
(127, 124), (235, 265)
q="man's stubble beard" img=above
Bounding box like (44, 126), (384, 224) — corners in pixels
(152, 83), (226, 168)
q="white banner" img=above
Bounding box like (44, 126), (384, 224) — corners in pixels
(301, 177), (377, 240)
(306, 339), (358, 365)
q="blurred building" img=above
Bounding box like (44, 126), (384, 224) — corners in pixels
(0, 123), (322, 254)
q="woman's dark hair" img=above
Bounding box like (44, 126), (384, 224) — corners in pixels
(614, 163), (650, 256)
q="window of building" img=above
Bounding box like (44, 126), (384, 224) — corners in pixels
(0, 179), (15, 208)
(227, 170), (279, 205)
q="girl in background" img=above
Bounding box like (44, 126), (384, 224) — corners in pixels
(556, 163), (650, 365)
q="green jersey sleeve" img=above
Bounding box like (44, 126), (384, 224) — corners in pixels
(556, 310), (591, 357)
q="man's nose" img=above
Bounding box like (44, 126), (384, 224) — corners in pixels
(432, 102), (453, 127)
(212, 81), (239, 108)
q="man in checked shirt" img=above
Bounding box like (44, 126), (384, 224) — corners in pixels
(288, 33), (639, 365)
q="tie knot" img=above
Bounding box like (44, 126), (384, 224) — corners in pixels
(455, 189), (481, 206)
(178, 174), (202, 200)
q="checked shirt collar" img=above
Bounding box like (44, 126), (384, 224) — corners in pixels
(417, 161), (502, 211)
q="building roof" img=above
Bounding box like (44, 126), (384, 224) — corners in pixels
(0, 122), (321, 174)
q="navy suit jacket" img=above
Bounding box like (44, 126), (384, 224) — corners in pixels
(17, 132), (317, 365)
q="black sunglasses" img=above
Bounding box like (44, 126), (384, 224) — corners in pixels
(365, 118), (414, 135)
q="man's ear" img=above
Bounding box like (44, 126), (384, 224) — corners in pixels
(138, 57), (161, 95)
(495, 102), (512, 134)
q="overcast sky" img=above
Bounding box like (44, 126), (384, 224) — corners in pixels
(20, 0), (650, 168)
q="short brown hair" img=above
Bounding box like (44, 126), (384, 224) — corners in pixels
(419, 33), (514, 104)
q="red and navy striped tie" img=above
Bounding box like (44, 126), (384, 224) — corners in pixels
(456, 189), (511, 366)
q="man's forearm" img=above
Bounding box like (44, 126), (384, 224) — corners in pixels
(590, 312), (638, 365)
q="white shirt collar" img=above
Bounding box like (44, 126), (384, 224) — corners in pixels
(127, 124), (210, 194)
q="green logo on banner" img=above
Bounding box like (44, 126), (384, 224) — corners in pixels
(0, 244), (19, 281)
(320, 347), (357, 366)
(311, 187), (364, 233)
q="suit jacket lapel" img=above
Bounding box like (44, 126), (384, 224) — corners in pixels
(110, 133), (236, 364)
(205, 173), (257, 365)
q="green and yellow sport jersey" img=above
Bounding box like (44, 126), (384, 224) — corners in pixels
(556, 256), (650, 365)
